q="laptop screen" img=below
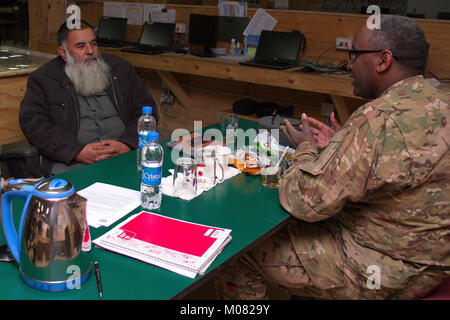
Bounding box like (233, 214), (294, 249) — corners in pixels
(97, 17), (127, 42)
(254, 30), (303, 62)
(139, 22), (176, 47)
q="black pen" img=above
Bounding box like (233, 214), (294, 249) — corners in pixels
(94, 261), (103, 299)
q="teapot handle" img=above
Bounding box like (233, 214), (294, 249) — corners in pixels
(1, 189), (34, 263)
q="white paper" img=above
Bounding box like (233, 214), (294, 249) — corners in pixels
(78, 182), (141, 228)
(218, 54), (253, 62)
(162, 166), (241, 201)
(103, 1), (126, 18)
(151, 9), (176, 24)
(243, 8), (278, 36)
(143, 4), (165, 23)
(125, 4), (144, 25)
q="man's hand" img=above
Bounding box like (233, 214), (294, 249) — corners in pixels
(76, 140), (131, 164)
(95, 140), (131, 161)
(300, 112), (342, 148)
(281, 114), (316, 149)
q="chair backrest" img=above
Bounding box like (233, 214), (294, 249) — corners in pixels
(0, 145), (42, 178)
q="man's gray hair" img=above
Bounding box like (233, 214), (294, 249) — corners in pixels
(369, 15), (428, 73)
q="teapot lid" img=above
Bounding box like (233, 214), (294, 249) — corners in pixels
(33, 178), (75, 199)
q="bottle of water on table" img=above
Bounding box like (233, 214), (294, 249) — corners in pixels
(141, 132), (164, 210)
(137, 106), (156, 170)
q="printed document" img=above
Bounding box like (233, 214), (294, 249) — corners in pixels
(78, 182), (141, 228)
(243, 8), (277, 36)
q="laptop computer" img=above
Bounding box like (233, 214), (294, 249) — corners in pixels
(121, 22), (175, 55)
(97, 16), (128, 47)
(240, 30), (305, 70)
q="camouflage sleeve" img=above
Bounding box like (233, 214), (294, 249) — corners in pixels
(279, 112), (377, 222)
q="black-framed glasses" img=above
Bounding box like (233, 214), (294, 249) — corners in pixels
(348, 49), (399, 61)
(348, 49), (383, 61)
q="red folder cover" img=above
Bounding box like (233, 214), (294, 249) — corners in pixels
(118, 211), (225, 257)
(93, 211), (232, 278)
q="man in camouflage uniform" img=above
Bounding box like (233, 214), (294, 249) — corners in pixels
(214, 15), (449, 299)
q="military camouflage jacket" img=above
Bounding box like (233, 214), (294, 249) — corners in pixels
(279, 76), (449, 290)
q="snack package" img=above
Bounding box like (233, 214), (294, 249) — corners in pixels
(233, 146), (270, 175)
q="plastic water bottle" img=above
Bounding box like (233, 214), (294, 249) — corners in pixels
(137, 106), (156, 170)
(141, 132), (164, 210)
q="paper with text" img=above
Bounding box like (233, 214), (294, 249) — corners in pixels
(78, 182), (141, 228)
(103, 1), (126, 18)
(243, 8), (277, 36)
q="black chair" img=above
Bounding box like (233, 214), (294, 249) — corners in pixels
(0, 145), (42, 178)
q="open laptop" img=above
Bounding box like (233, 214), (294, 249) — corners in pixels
(121, 22), (175, 55)
(240, 30), (305, 70)
(96, 16), (127, 47)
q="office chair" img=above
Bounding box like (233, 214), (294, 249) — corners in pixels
(0, 145), (42, 179)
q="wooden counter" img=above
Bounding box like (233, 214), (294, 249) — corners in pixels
(101, 48), (361, 123)
(0, 47), (55, 145)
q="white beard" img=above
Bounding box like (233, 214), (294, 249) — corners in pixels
(64, 51), (111, 97)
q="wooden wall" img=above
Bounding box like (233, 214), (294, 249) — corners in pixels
(0, 76), (27, 145)
(30, 2), (450, 78)
(24, 1), (450, 137)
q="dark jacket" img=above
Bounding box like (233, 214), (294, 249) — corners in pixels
(19, 53), (156, 177)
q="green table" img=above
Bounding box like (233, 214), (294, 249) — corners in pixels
(0, 119), (290, 299)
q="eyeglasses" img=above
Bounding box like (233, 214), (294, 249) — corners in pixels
(348, 49), (399, 61)
(348, 49), (382, 61)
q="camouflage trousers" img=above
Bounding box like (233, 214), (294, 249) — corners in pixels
(214, 220), (446, 300)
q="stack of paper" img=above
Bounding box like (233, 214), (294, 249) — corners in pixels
(93, 211), (232, 278)
(78, 182), (141, 228)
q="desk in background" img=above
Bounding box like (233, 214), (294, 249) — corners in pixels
(0, 119), (290, 299)
(102, 48), (362, 124)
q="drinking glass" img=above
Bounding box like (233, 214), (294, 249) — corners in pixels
(220, 114), (239, 143)
(172, 157), (198, 197)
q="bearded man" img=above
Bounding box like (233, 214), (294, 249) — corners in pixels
(19, 20), (156, 177)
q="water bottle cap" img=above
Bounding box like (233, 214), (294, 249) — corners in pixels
(142, 106), (152, 114)
(147, 131), (159, 141)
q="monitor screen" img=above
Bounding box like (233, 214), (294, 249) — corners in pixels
(217, 16), (249, 43)
(188, 14), (218, 48)
(97, 16), (127, 42)
(139, 22), (175, 47)
(255, 30), (304, 62)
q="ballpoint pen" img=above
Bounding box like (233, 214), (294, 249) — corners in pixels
(94, 261), (103, 299)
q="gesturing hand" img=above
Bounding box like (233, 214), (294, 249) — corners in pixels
(300, 112), (342, 148)
(281, 114), (316, 149)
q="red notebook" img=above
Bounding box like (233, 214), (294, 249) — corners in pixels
(93, 211), (232, 278)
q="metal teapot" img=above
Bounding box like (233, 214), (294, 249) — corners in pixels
(1, 178), (92, 292)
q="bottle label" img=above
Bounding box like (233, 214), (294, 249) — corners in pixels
(138, 133), (148, 150)
(142, 164), (162, 186)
